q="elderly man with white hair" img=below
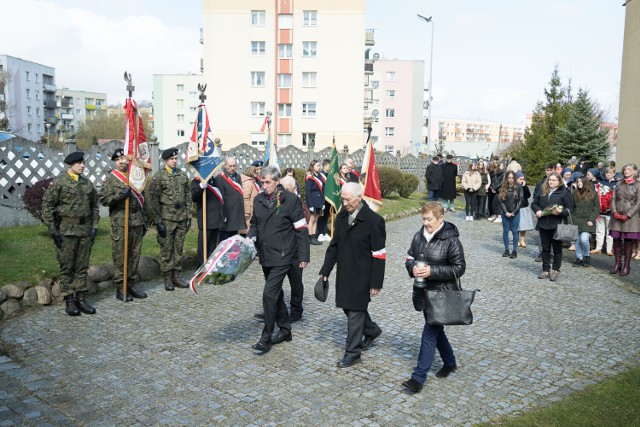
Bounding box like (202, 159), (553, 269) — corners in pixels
(319, 182), (386, 368)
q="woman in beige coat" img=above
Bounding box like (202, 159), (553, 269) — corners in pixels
(461, 162), (482, 221)
(608, 163), (640, 276)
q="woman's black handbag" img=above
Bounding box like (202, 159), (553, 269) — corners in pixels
(425, 276), (477, 326)
(553, 211), (579, 243)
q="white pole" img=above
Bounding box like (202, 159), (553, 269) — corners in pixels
(418, 15), (434, 154)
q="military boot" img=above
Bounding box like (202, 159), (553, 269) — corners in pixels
(64, 295), (81, 316)
(171, 270), (189, 288)
(127, 280), (147, 299)
(75, 291), (96, 314)
(164, 272), (174, 291)
(116, 286), (133, 302)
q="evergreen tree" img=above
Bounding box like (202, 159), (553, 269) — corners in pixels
(555, 88), (610, 165)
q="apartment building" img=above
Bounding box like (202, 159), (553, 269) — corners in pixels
(55, 89), (107, 138)
(153, 74), (202, 149)
(367, 59), (425, 156)
(202, 0), (366, 150)
(0, 55), (56, 142)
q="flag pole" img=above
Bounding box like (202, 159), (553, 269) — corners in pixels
(198, 86), (208, 265)
(122, 72), (135, 302)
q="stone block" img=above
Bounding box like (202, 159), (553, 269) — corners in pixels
(87, 278), (98, 294)
(34, 286), (52, 305)
(1, 284), (24, 299)
(51, 282), (61, 299)
(0, 299), (22, 317)
(97, 280), (114, 291)
(37, 278), (53, 290)
(88, 265), (111, 283)
(138, 256), (161, 281)
(0, 291), (6, 304)
(21, 288), (38, 307)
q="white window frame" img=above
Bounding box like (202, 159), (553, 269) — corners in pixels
(302, 72), (317, 87)
(278, 103), (292, 117)
(251, 102), (266, 117)
(302, 132), (315, 147)
(251, 132), (266, 146)
(278, 14), (293, 29)
(176, 84), (184, 92)
(278, 133), (292, 147)
(177, 129), (185, 137)
(303, 10), (317, 26)
(385, 145), (394, 154)
(251, 10), (265, 26)
(386, 90), (395, 99)
(302, 41), (317, 57)
(177, 114), (185, 122)
(251, 71), (265, 87)
(278, 44), (292, 58)
(386, 108), (395, 118)
(177, 99), (184, 107)
(302, 102), (317, 117)
(385, 127), (395, 136)
(277, 73), (292, 88)
(385, 71), (396, 81)
(251, 41), (266, 56)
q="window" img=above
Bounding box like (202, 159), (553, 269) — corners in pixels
(386, 108), (395, 118)
(302, 41), (317, 57)
(35, 91), (39, 100)
(176, 84), (184, 92)
(26, 88), (31, 98)
(251, 10), (265, 26)
(36, 107), (40, 117)
(302, 102), (316, 117)
(251, 132), (266, 146)
(189, 106), (197, 112)
(385, 127), (395, 136)
(251, 102), (266, 117)
(303, 10), (317, 26)
(177, 99), (184, 107)
(27, 123), (32, 131)
(302, 72), (317, 87)
(177, 114), (185, 122)
(189, 91), (197, 96)
(26, 71), (30, 80)
(27, 106), (31, 114)
(386, 90), (395, 99)
(278, 14), (293, 29)
(385, 71), (396, 81)
(35, 74), (39, 83)
(302, 132), (315, 147)
(251, 71), (265, 86)
(277, 73), (292, 88)
(278, 103), (292, 117)
(177, 130), (185, 137)
(278, 44), (292, 58)
(278, 133), (292, 147)
(76, 109), (80, 115)
(251, 41), (266, 56)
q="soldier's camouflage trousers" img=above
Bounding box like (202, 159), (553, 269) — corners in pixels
(111, 225), (144, 286)
(56, 235), (92, 297)
(157, 219), (188, 273)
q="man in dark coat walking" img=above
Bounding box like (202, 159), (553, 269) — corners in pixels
(319, 182), (386, 368)
(425, 156), (443, 202)
(215, 156), (245, 241)
(440, 154), (458, 212)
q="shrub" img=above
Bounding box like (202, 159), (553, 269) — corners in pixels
(377, 166), (403, 197)
(292, 168), (307, 202)
(23, 178), (54, 223)
(398, 173), (419, 198)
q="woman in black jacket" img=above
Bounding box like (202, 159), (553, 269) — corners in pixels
(531, 172), (575, 281)
(305, 160), (325, 245)
(498, 170), (523, 258)
(401, 202), (466, 393)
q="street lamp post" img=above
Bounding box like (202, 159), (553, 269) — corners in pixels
(417, 14), (434, 154)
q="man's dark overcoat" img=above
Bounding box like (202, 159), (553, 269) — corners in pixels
(440, 162), (458, 200)
(319, 202), (386, 311)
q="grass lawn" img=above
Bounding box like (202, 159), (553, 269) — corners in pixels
(484, 365), (640, 426)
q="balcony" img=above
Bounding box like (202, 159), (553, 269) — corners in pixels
(365, 29), (375, 46)
(44, 116), (57, 125)
(43, 100), (56, 109)
(43, 83), (56, 92)
(364, 63), (374, 75)
(60, 113), (73, 120)
(85, 104), (96, 110)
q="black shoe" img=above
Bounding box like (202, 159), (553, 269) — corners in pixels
(337, 355), (361, 368)
(310, 237), (322, 246)
(128, 285), (147, 299)
(435, 364), (457, 378)
(163, 272), (174, 291)
(289, 313), (302, 322)
(582, 256), (590, 267)
(502, 251), (510, 257)
(535, 254), (542, 262)
(401, 378), (423, 393)
(171, 271), (189, 288)
(272, 331), (292, 344)
(573, 258), (583, 267)
(64, 295), (81, 316)
(510, 251), (517, 259)
(251, 341), (272, 353)
(75, 292), (96, 315)
(116, 287), (133, 302)
(361, 328), (382, 351)
(254, 312), (265, 321)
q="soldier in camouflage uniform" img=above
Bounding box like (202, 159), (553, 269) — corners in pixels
(42, 151), (99, 316)
(99, 148), (148, 302)
(148, 147), (192, 290)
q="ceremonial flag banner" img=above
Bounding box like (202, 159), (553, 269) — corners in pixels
(324, 143), (342, 212)
(188, 104), (223, 182)
(123, 98), (151, 193)
(263, 127), (279, 168)
(361, 139), (383, 212)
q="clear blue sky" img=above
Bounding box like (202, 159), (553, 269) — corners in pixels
(1, 0), (626, 124)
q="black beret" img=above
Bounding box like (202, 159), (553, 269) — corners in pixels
(162, 147), (179, 160)
(64, 151), (85, 165)
(111, 148), (125, 160)
(251, 160), (264, 167)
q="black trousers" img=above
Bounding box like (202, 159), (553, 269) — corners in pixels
(317, 201), (331, 235)
(487, 191), (497, 216)
(260, 265), (291, 343)
(539, 228), (563, 271)
(195, 228), (220, 268)
(343, 309), (380, 358)
(464, 190), (478, 216)
(476, 195), (487, 217)
(287, 263), (304, 317)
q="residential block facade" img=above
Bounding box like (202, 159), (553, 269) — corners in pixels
(55, 89), (107, 139)
(153, 74), (203, 149)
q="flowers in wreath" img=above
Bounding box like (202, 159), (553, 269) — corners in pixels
(541, 204), (564, 216)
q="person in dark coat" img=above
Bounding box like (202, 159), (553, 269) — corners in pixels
(425, 156), (443, 202)
(440, 154), (458, 212)
(570, 176), (600, 267)
(191, 175), (226, 268)
(215, 156), (246, 241)
(319, 182), (386, 368)
(531, 172), (575, 281)
(249, 166), (310, 354)
(401, 201), (465, 393)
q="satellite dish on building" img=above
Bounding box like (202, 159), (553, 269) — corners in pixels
(373, 53), (380, 61)
(372, 81), (379, 89)
(371, 109), (379, 118)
